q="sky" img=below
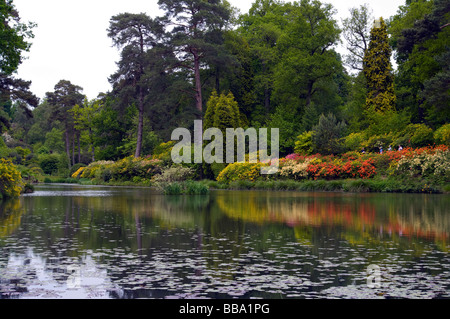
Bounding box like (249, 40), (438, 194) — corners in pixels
(13, 0), (406, 101)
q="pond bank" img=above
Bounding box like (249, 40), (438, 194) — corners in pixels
(39, 176), (449, 194)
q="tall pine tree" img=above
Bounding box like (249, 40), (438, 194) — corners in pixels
(363, 17), (396, 113)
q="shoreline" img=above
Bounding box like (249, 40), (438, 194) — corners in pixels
(37, 177), (450, 195)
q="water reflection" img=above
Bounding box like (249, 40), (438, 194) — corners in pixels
(0, 185), (449, 299)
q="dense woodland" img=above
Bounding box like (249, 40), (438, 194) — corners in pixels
(0, 0), (449, 197)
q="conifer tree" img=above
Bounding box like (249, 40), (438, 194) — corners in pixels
(204, 91), (241, 132)
(363, 17), (396, 113)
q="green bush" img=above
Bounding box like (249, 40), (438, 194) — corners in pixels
(343, 132), (366, 152)
(39, 154), (60, 175)
(434, 124), (450, 146)
(362, 133), (394, 153)
(399, 123), (434, 148)
(311, 113), (346, 155)
(216, 162), (265, 184)
(70, 162), (87, 175)
(294, 131), (313, 155)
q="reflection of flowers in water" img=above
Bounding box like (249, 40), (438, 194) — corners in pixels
(0, 199), (24, 238)
(216, 193), (449, 245)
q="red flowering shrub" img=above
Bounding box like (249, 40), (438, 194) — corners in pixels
(279, 145), (446, 181)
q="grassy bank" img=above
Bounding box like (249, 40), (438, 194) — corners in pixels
(40, 176), (449, 194)
(202, 178), (449, 194)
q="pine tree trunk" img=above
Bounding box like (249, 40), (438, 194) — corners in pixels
(89, 128), (95, 162)
(135, 86), (144, 158)
(77, 132), (81, 164)
(65, 129), (71, 169)
(193, 50), (203, 118)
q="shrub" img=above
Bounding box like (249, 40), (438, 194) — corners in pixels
(392, 148), (449, 182)
(434, 124), (450, 146)
(216, 162), (266, 184)
(343, 132), (366, 152)
(294, 131), (313, 155)
(39, 154), (60, 175)
(0, 159), (24, 198)
(151, 165), (193, 183)
(279, 158), (313, 180)
(70, 163), (87, 175)
(398, 124), (434, 148)
(71, 166), (86, 178)
(362, 133), (394, 153)
(311, 113), (347, 155)
(408, 124), (434, 148)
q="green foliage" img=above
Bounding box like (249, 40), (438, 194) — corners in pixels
(216, 162), (266, 184)
(151, 165), (208, 195)
(158, 181), (209, 195)
(0, 136), (9, 158)
(0, 158), (24, 198)
(294, 131), (313, 155)
(389, 0), (449, 126)
(343, 132), (366, 152)
(266, 105), (298, 154)
(399, 123), (434, 148)
(363, 17), (396, 114)
(392, 148), (449, 183)
(204, 91), (241, 131)
(434, 124), (450, 146)
(39, 154), (60, 175)
(311, 113), (347, 155)
(0, 0), (35, 75)
(151, 165), (194, 184)
(43, 128), (65, 153)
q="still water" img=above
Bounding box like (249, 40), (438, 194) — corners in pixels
(0, 184), (449, 299)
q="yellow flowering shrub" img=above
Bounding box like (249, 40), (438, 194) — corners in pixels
(216, 162), (266, 183)
(71, 166), (86, 178)
(0, 159), (24, 198)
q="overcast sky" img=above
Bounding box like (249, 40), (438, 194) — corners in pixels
(13, 0), (406, 100)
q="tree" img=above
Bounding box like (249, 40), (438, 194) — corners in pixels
(0, 0), (35, 75)
(70, 98), (102, 162)
(389, 0), (449, 126)
(238, 0), (289, 116)
(363, 17), (396, 114)
(204, 90), (241, 132)
(203, 90), (242, 177)
(273, 0), (342, 119)
(311, 113), (346, 155)
(45, 80), (84, 169)
(158, 0), (232, 117)
(108, 13), (164, 158)
(0, 0), (37, 134)
(342, 4), (373, 72)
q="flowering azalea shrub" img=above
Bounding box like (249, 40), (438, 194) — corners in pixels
(305, 158), (377, 180)
(216, 162), (266, 183)
(74, 157), (162, 182)
(391, 147), (449, 181)
(272, 145), (448, 182)
(0, 158), (24, 198)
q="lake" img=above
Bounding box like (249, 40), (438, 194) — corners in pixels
(0, 184), (449, 299)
